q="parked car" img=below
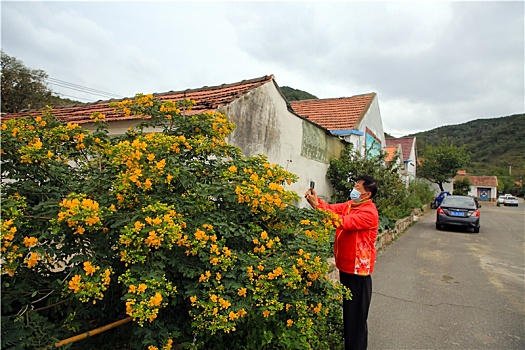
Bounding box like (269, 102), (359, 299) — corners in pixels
(504, 196), (519, 207)
(497, 195), (508, 205)
(430, 191), (451, 209)
(436, 195), (481, 233)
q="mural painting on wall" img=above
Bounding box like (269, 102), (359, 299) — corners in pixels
(365, 128), (381, 159)
(478, 188), (490, 201)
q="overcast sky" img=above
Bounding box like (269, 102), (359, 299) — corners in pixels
(2, 0), (524, 137)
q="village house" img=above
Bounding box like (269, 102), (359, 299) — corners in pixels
(4, 74), (388, 207)
(385, 144), (404, 170)
(289, 93), (387, 158)
(385, 137), (418, 184)
(455, 170), (498, 202)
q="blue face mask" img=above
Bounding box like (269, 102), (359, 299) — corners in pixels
(350, 188), (362, 202)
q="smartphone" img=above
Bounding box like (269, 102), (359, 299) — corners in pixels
(309, 181), (315, 189)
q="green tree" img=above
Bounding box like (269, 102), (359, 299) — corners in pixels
(418, 140), (471, 192)
(1, 51), (54, 113)
(453, 177), (472, 196)
(1, 96), (346, 349)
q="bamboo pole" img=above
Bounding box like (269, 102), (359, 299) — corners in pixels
(55, 316), (132, 347)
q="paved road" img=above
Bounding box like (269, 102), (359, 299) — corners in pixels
(368, 201), (524, 350)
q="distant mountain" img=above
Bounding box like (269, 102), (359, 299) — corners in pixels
(280, 86), (318, 101)
(408, 113), (525, 177)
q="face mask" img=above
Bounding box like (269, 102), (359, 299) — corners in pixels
(350, 188), (362, 202)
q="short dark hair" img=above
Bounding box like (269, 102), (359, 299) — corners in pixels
(357, 175), (377, 198)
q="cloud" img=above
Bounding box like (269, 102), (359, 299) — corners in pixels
(1, 1), (523, 137)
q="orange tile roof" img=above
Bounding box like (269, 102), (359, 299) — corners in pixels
(385, 137), (416, 161)
(1, 75), (275, 124)
(289, 93), (376, 130)
(385, 145), (398, 162)
(455, 174), (498, 187)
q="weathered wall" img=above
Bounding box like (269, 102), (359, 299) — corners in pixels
(220, 81), (347, 207)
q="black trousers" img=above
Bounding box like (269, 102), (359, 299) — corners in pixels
(339, 271), (372, 350)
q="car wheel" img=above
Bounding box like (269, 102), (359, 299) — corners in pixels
(436, 223), (441, 230)
(473, 226), (480, 233)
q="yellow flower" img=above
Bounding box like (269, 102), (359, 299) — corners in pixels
(262, 310), (270, 318)
(129, 285), (137, 293)
(287, 319), (294, 327)
(163, 339), (174, 350)
(228, 311), (238, 320)
(147, 153), (155, 161)
(148, 346), (159, 350)
(126, 300), (135, 314)
(149, 292), (163, 307)
(23, 236), (38, 248)
(237, 309), (247, 317)
(137, 283), (147, 293)
(155, 159), (166, 171)
(313, 302), (322, 313)
(25, 252), (39, 268)
(102, 269), (111, 285)
(228, 165), (237, 173)
(210, 294), (218, 303)
(219, 298), (231, 309)
(83, 261), (97, 276)
(145, 231), (162, 247)
(75, 226), (85, 235)
(190, 295), (197, 304)
(194, 229), (207, 241)
(68, 275), (82, 293)
(237, 288), (247, 297)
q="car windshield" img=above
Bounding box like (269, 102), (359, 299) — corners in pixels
(442, 197), (475, 206)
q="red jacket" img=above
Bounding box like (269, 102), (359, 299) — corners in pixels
(317, 198), (378, 275)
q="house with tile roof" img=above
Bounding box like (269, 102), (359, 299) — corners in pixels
(385, 137), (418, 183)
(386, 144), (403, 168)
(290, 93), (386, 158)
(3, 75), (349, 207)
(455, 171), (498, 201)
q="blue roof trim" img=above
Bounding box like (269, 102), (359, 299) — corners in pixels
(330, 129), (364, 136)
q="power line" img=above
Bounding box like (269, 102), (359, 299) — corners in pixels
(52, 92), (93, 102)
(46, 77), (124, 99)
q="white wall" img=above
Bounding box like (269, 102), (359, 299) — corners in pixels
(405, 140), (417, 181)
(356, 96), (387, 153)
(222, 82), (346, 208)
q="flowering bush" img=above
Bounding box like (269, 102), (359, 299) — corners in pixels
(1, 96), (347, 349)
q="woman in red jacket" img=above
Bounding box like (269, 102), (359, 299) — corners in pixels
(305, 175), (378, 350)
